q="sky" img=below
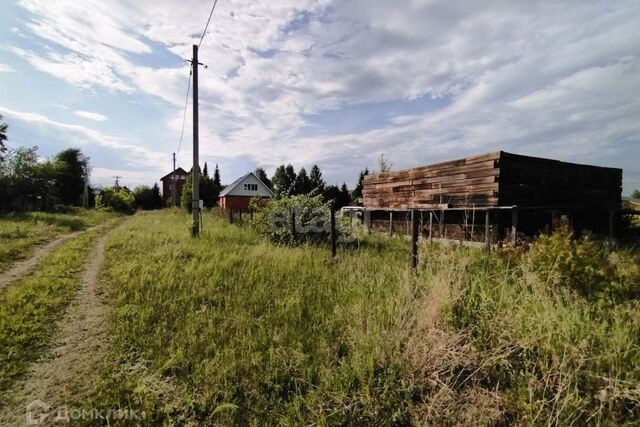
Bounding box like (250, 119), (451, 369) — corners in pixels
(0, 0), (639, 194)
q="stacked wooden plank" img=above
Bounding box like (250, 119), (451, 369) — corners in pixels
(363, 152), (501, 208)
(363, 151), (622, 210)
(498, 152), (622, 209)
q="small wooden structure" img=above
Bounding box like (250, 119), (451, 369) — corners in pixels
(363, 151), (622, 242)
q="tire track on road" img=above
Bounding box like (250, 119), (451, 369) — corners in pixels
(0, 225), (117, 426)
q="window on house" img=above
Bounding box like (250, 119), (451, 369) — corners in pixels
(243, 183), (258, 191)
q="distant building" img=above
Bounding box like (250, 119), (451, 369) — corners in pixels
(160, 167), (188, 206)
(219, 172), (274, 210)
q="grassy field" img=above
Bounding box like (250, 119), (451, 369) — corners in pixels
(69, 209), (640, 425)
(0, 224), (116, 405)
(0, 209), (116, 272)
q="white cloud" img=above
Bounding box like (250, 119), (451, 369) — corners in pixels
(0, 105), (166, 174)
(74, 110), (108, 122)
(0, 63), (15, 72)
(7, 0), (640, 192)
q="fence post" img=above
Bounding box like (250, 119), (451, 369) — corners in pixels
(389, 211), (393, 235)
(239, 209), (242, 221)
(250, 209), (254, 221)
(429, 211), (433, 244)
(291, 208), (296, 241)
(484, 209), (490, 252)
(511, 206), (519, 245)
(330, 208), (337, 257)
(609, 209), (615, 241)
(228, 208), (233, 224)
(364, 210), (371, 234)
(411, 209), (418, 269)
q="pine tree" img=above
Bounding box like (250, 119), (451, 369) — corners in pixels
(151, 183), (163, 208)
(203, 162), (209, 178)
(272, 164), (297, 196)
(294, 167), (312, 195)
(339, 183), (351, 209)
(213, 164), (221, 189)
(285, 165), (296, 193)
(351, 167), (369, 203)
(203, 164), (221, 206)
(180, 171), (193, 211)
(309, 164), (325, 193)
(254, 167), (272, 189)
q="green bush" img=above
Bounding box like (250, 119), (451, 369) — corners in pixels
(528, 227), (639, 299)
(96, 187), (135, 213)
(250, 194), (344, 245)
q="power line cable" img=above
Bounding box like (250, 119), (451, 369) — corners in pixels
(198, 0), (220, 47)
(176, 0), (219, 160)
(176, 68), (192, 156)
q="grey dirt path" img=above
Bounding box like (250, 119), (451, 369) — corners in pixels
(0, 228), (114, 426)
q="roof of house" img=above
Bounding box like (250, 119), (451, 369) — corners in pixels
(160, 167), (188, 181)
(219, 171), (275, 197)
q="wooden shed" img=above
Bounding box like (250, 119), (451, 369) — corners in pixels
(362, 151), (622, 240)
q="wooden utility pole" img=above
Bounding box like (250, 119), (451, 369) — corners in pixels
(191, 44), (201, 237)
(171, 152), (177, 207)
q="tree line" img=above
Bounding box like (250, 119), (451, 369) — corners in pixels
(0, 145), (90, 212)
(180, 162), (223, 210)
(0, 114), (385, 213)
(253, 164), (370, 210)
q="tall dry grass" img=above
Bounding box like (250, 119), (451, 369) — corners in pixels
(77, 210), (638, 425)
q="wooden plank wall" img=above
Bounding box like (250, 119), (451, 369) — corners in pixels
(498, 152), (622, 209)
(363, 152), (501, 208)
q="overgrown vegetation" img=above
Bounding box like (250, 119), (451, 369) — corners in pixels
(250, 193), (336, 245)
(75, 210), (638, 425)
(0, 209), (115, 272)
(133, 184), (163, 210)
(96, 187), (136, 213)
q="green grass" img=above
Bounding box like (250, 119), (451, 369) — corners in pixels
(0, 225), (113, 405)
(76, 210), (639, 425)
(0, 209), (116, 272)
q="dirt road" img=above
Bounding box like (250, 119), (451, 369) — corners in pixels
(0, 229), (113, 426)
